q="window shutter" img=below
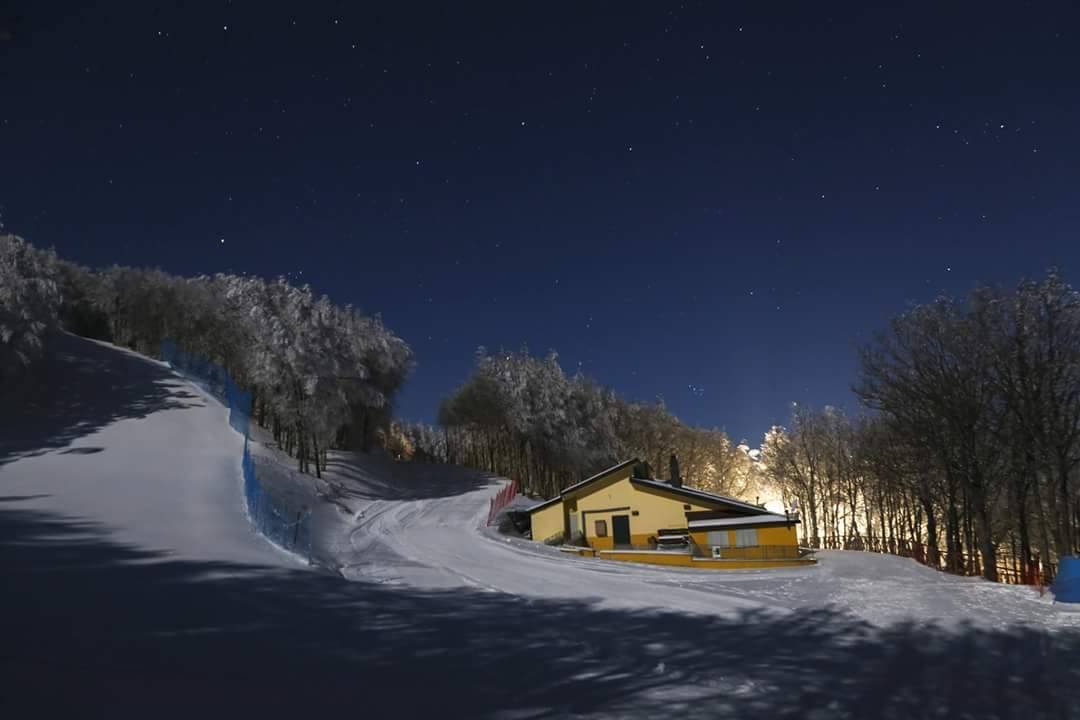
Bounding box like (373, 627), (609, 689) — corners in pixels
(707, 530), (730, 547)
(735, 528), (758, 547)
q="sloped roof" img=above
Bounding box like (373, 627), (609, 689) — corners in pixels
(688, 513), (797, 530)
(528, 458), (639, 514)
(630, 478), (769, 514)
(528, 459), (769, 517)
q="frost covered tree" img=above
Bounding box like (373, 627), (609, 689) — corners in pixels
(0, 234), (61, 386)
(756, 271), (1080, 584)
(12, 236), (415, 475)
(439, 348), (755, 500)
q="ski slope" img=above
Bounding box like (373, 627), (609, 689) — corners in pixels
(3, 333), (1080, 718)
(0, 332), (294, 567)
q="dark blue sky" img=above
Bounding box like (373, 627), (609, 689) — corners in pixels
(3, 2), (1080, 442)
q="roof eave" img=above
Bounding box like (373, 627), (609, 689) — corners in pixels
(630, 478), (767, 513)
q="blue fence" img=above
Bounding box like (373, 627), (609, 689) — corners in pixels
(242, 437), (313, 560)
(161, 340), (313, 562)
(160, 340), (251, 438)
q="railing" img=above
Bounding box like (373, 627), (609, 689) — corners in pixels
(160, 340), (250, 437)
(161, 340), (312, 562)
(805, 534), (1055, 586)
(242, 437), (312, 560)
(486, 478), (519, 526)
(698, 545), (802, 561)
(606, 542), (800, 561)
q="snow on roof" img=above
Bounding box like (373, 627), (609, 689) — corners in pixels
(630, 478), (767, 513)
(688, 513), (796, 529)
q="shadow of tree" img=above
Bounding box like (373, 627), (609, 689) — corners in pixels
(2, 504), (1078, 719)
(0, 332), (202, 466)
(323, 451), (501, 501)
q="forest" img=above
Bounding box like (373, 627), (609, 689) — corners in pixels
(5, 232), (1080, 583)
(0, 233), (414, 476)
(406, 274), (1080, 584)
(406, 349), (761, 501)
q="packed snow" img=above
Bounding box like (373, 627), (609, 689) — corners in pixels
(3, 333), (1080, 718)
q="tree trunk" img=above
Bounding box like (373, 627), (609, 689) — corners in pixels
(922, 497), (939, 568)
(969, 476), (997, 581)
(1056, 456), (1073, 557)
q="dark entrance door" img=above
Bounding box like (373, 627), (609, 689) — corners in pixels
(612, 515), (631, 547)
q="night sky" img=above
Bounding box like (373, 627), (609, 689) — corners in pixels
(3, 2), (1080, 443)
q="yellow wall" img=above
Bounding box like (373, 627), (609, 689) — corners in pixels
(601, 551), (815, 570)
(571, 472), (714, 549)
(531, 466), (801, 556)
(689, 524), (799, 558)
(530, 501), (565, 544)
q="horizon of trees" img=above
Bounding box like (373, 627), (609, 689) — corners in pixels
(421, 348), (763, 502)
(763, 272), (1080, 583)
(1, 234), (414, 476)
(8, 233), (1080, 584)
(0, 234), (62, 384)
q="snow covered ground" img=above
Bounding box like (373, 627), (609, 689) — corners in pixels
(3, 333), (1080, 718)
(316, 450), (1080, 632)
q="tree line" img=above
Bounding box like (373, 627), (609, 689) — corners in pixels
(428, 348), (761, 500)
(11, 232), (1077, 584)
(0, 234), (62, 385)
(763, 273), (1080, 582)
(1, 234), (414, 476)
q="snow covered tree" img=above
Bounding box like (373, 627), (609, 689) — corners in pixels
(439, 348), (755, 502)
(17, 238), (415, 475)
(0, 234), (61, 386)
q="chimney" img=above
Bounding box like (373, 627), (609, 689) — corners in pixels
(669, 453), (682, 488)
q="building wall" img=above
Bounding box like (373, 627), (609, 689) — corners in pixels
(530, 501), (565, 543)
(571, 472), (714, 549)
(601, 550), (815, 570)
(531, 467), (799, 554)
(689, 524), (799, 557)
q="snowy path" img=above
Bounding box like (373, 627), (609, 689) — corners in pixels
(323, 453), (1076, 631)
(342, 486), (778, 616)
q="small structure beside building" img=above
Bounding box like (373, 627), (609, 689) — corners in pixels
(529, 458), (813, 570)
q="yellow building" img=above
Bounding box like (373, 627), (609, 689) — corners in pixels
(529, 459), (813, 570)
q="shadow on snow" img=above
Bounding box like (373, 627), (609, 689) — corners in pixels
(322, 451), (500, 501)
(0, 332), (203, 466)
(2, 502), (1078, 719)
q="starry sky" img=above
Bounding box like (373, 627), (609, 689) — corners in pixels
(3, 2), (1080, 443)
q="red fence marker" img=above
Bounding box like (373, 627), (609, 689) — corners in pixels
(486, 479), (519, 526)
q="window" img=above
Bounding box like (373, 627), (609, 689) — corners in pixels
(735, 528), (758, 547)
(595, 519), (608, 537)
(707, 530), (730, 547)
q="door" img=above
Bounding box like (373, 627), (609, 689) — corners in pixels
(612, 515), (631, 547)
